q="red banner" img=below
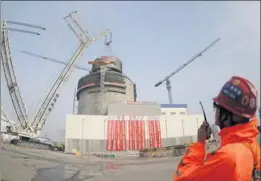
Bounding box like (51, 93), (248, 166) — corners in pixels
(106, 120), (127, 151)
(116, 120), (120, 151)
(127, 119), (146, 150)
(132, 121), (136, 150)
(141, 121), (145, 150)
(137, 121), (141, 150)
(112, 121), (117, 151)
(148, 120), (153, 148)
(128, 120), (133, 150)
(106, 120), (112, 151)
(135, 120), (139, 150)
(148, 120), (161, 148)
(155, 120), (162, 147)
(122, 120), (126, 151)
(153, 120), (158, 148)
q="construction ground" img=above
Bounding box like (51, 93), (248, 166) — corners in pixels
(0, 143), (182, 181)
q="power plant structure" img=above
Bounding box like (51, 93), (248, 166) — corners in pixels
(76, 56), (136, 115)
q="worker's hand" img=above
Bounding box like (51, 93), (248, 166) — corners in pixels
(197, 121), (208, 144)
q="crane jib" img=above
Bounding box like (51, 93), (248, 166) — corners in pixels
(154, 38), (220, 104)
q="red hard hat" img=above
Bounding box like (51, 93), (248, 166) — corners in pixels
(213, 76), (258, 119)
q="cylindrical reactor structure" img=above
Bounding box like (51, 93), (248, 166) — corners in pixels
(76, 56), (136, 115)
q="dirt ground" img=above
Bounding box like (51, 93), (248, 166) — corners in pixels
(0, 144), (181, 181)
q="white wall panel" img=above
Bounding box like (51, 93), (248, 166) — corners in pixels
(161, 108), (187, 115)
(66, 114), (203, 141)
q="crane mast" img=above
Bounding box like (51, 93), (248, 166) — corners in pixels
(31, 11), (111, 135)
(154, 38), (221, 104)
(0, 21), (44, 134)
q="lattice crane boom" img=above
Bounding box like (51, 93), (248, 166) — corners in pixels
(31, 11), (111, 135)
(0, 21), (44, 133)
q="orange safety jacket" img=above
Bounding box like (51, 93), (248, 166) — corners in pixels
(173, 117), (260, 181)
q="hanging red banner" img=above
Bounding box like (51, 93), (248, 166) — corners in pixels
(148, 120), (153, 148)
(155, 120), (162, 148)
(135, 120), (139, 150)
(106, 120), (112, 151)
(153, 120), (157, 148)
(131, 121), (136, 150)
(118, 120), (122, 151)
(112, 120), (117, 151)
(128, 120), (133, 150)
(121, 120), (126, 151)
(141, 121), (145, 150)
(116, 120), (120, 151)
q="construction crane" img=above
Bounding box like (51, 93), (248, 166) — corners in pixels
(30, 11), (111, 136)
(154, 38), (221, 104)
(20, 50), (90, 72)
(0, 20), (45, 136)
(88, 32), (113, 115)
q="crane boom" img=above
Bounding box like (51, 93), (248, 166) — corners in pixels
(21, 50), (90, 72)
(154, 38), (220, 103)
(31, 11), (111, 136)
(1, 21), (32, 131)
(1, 20), (45, 137)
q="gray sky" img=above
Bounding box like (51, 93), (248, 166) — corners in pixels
(1, 1), (260, 141)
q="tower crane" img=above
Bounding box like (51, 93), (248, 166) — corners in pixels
(30, 11), (112, 136)
(88, 32), (113, 115)
(154, 38), (221, 104)
(0, 20), (45, 136)
(20, 50), (90, 72)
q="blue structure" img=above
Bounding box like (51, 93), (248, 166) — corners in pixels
(160, 104), (187, 108)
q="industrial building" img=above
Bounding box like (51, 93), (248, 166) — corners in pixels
(77, 56), (136, 115)
(65, 55), (204, 154)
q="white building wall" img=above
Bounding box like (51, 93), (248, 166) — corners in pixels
(65, 114), (204, 153)
(161, 108), (187, 116)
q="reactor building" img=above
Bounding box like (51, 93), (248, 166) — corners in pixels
(76, 56), (137, 115)
(65, 56), (204, 154)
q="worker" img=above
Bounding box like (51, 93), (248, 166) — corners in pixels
(173, 76), (260, 181)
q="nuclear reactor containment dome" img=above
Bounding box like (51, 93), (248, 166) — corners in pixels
(76, 56), (136, 115)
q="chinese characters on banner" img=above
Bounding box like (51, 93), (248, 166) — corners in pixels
(148, 120), (162, 148)
(107, 117), (161, 151)
(128, 118), (146, 150)
(106, 119), (127, 151)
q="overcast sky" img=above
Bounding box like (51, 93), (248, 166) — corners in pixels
(1, 1), (260, 141)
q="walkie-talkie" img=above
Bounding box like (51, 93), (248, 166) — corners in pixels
(199, 101), (212, 140)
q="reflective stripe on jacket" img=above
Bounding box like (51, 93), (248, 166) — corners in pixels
(173, 117), (260, 181)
